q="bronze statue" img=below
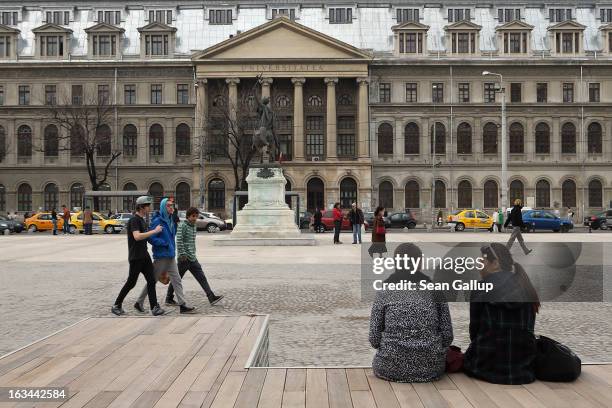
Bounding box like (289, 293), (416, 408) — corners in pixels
(252, 95), (280, 164)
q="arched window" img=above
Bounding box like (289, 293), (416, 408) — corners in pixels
(98, 183), (111, 212)
(509, 180), (524, 204)
(307, 177), (324, 211)
(379, 181), (393, 209)
(588, 179), (602, 208)
(307, 95), (323, 107)
(149, 182), (164, 209)
(588, 122), (602, 154)
(70, 183), (84, 210)
(405, 180), (419, 209)
(483, 180), (498, 209)
(0, 126), (5, 162)
(483, 122), (498, 154)
(176, 124), (191, 156)
(17, 125), (32, 157)
(434, 180), (446, 208)
(562, 180), (576, 208)
(123, 125), (137, 157)
(70, 125), (85, 157)
(535, 122), (550, 154)
(122, 182), (137, 211)
(275, 95), (292, 108)
(44, 125), (59, 157)
(456, 123), (472, 154)
(43, 183), (59, 210)
(404, 122), (420, 154)
(535, 179), (550, 208)
(340, 177), (358, 209)
(175, 182), (191, 210)
(17, 183), (32, 212)
(0, 184), (5, 212)
(337, 94), (352, 105)
(561, 122), (576, 154)
(149, 124), (164, 157)
(96, 125), (112, 156)
(509, 122), (524, 154)
(457, 180), (472, 208)
(430, 122), (446, 154)
(208, 179), (225, 210)
(377, 123), (393, 155)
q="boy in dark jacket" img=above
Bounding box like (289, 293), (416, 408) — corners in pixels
(348, 202), (364, 244)
(504, 199), (532, 255)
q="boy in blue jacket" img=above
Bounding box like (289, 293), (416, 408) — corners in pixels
(135, 197), (196, 314)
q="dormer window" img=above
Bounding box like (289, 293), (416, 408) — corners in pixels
(392, 21), (429, 56)
(498, 9), (521, 23)
(1, 11), (18, 26)
(496, 21), (533, 55)
(445, 21), (481, 55)
(448, 9), (470, 23)
(549, 9), (572, 23)
(96, 10), (121, 25)
(138, 22), (176, 58)
(45, 11), (70, 26)
(0, 25), (18, 59)
(396, 8), (419, 23)
(329, 8), (352, 24)
(85, 23), (124, 59)
(148, 9), (173, 25)
(271, 8), (296, 20)
(548, 21), (585, 56)
(599, 24), (612, 54)
(209, 10), (233, 25)
(33, 24), (72, 59)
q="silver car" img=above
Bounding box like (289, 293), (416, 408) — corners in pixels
(177, 210), (226, 233)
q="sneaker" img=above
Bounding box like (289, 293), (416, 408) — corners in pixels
(134, 302), (145, 313)
(165, 298), (178, 306)
(209, 295), (224, 305)
(525, 248), (533, 255)
(111, 305), (125, 316)
(352, 242), (357, 244)
(180, 305), (196, 314)
(151, 305), (167, 316)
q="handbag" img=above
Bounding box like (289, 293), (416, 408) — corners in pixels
(535, 335), (581, 382)
(375, 221), (386, 235)
(446, 345), (464, 373)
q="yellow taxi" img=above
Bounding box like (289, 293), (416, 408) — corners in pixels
(69, 211), (124, 234)
(25, 213), (65, 232)
(447, 209), (494, 232)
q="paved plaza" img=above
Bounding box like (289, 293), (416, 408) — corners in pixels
(1, 230), (611, 366)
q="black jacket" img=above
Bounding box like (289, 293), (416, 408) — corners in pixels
(349, 208), (364, 225)
(504, 205), (523, 228)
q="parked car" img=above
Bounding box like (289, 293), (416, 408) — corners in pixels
(178, 210), (226, 233)
(311, 210), (369, 233)
(363, 211), (390, 229)
(386, 211), (417, 229)
(0, 214), (24, 233)
(583, 209), (612, 230)
(447, 209), (494, 232)
(300, 211), (312, 229)
(69, 211), (124, 234)
(110, 213), (133, 227)
(25, 213), (65, 232)
(522, 210), (573, 232)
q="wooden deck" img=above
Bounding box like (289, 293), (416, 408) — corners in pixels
(1, 316), (611, 408)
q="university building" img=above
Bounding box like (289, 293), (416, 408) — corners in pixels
(1, 1), (612, 221)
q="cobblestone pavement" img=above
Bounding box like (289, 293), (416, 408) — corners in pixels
(1, 232), (611, 366)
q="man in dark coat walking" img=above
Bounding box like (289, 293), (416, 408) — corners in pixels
(504, 199), (532, 255)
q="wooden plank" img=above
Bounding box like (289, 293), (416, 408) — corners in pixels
(568, 372), (612, 408)
(229, 318), (258, 372)
(438, 390), (474, 408)
(170, 317), (201, 335)
(435, 375), (458, 391)
(258, 369), (287, 408)
(152, 353), (213, 408)
(346, 369), (369, 391)
(8, 356), (86, 387)
(350, 390), (376, 408)
(0, 344), (57, 377)
(178, 392), (207, 408)
(233, 368), (268, 408)
(130, 391), (164, 408)
(306, 369), (329, 408)
(552, 389), (598, 408)
(0, 357), (52, 384)
(582, 366), (612, 387)
(82, 392), (121, 408)
(474, 380), (521, 408)
(412, 383), (450, 408)
(199, 356), (237, 408)
(505, 389), (547, 408)
(105, 352), (160, 392)
(209, 370), (247, 408)
(326, 369), (352, 408)
(447, 374), (499, 408)
(282, 369), (306, 408)
(365, 369), (400, 408)
(522, 381), (573, 408)
(390, 382), (425, 408)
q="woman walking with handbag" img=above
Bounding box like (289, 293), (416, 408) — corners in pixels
(369, 206), (387, 258)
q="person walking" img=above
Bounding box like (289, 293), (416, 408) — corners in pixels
(369, 206), (387, 258)
(348, 202), (364, 244)
(497, 208), (504, 232)
(51, 208), (58, 235)
(61, 205), (71, 234)
(504, 199), (532, 255)
(112, 196), (166, 316)
(313, 208), (323, 233)
(566, 206), (574, 222)
(332, 202), (343, 244)
(166, 207), (224, 306)
(83, 207), (93, 235)
(135, 197), (196, 314)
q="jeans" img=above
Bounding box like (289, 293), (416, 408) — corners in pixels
(507, 226), (530, 254)
(62, 220), (70, 234)
(167, 259), (216, 301)
(138, 258), (187, 307)
(333, 220), (342, 243)
(115, 257), (158, 309)
(52, 219), (58, 235)
(352, 224), (362, 243)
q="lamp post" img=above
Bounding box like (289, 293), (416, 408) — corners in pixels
(482, 71), (507, 211)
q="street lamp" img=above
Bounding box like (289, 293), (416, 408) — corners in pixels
(482, 71), (507, 211)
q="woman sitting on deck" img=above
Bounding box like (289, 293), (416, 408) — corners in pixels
(369, 243), (453, 382)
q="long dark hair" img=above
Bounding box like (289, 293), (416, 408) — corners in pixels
(374, 206), (384, 217)
(334, 202), (341, 209)
(484, 243), (541, 313)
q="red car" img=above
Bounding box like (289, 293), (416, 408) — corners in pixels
(311, 210), (369, 233)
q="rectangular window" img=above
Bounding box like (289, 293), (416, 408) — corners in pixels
(484, 83), (496, 103)
(209, 9), (232, 25)
(45, 85), (57, 105)
(563, 83), (574, 103)
(397, 8), (419, 23)
(277, 116), (293, 160)
(536, 83), (548, 103)
(329, 8), (352, 24)
(405, 83), (417, 102)
(561, 32), (574, 53)
(0, 85), (4, 105)
(602, 8), (612, 23)
(589, 83), (600, 103)
(609, 32), (612, 53)
(72, 84), (83, 105)
(0, 35), (10, 58)
(92, 35), (117, 56)
(0, 11), (18, 26)
(458, 83), (470, 103)
(399, 32), (423, 54)
(97, 84), (109, 104)
(151, 84), (162, 105)
(177, 84), (189, 104)
(510, 83), (521, 103)
(40, 35), (64, 57)
(305, 116), (324, 158)
(124, 84), (136, 105)
(379, 83), (391, 103)
(46, 10), (69, 25)
(498, 8), (521, 22)
(447, 8), (470, 22)
(271, 8), (296, 20)
(455, 32), (474, 53)
(508, 33), (522, 53)
(432, 83), (444, 103)
(146, 34), (169, 56)
(97, 10), (121, 25)
(18, 85), (29, 105)
(148, 10), (172, 24)
(549, 8), (572, 22)
(337, 116), (355, 158)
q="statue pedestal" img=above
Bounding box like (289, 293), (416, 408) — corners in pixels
(214, 166), (316, 246)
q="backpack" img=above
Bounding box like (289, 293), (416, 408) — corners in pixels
(535, 335), (581, 382)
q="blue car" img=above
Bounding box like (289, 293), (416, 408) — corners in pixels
(521, 210), (573, 232)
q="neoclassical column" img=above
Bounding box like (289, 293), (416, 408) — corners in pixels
(226, 78), (240, 123)
(195, 79), (208, 160)
(291, 78), (305, 160)
(357, 77), (370, 158)
(394, 118), (403, 161)
(551, 116), (560, 162)
(324, 77), (338, 159)
(260, 78), (273, 99)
